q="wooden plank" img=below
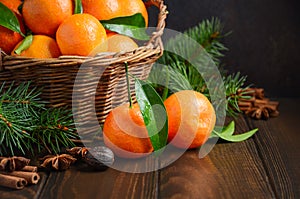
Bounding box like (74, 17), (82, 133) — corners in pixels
(246, 98), (300, 199)
(0, 171), (48, 199)
(159, 116), (276, 199)
(38, 158), (159, 199)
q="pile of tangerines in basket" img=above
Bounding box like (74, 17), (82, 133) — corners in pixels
(0, 0), (148, 58)
(1, 0), (218, 159)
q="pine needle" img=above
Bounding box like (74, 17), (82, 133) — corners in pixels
(0, 82), (77, 156)
(148, 17), (251, 116)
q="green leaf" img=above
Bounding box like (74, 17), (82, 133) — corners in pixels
(102, 23), (149, 40)
(14, 35), (33, 55)
(135, 79), (168, 152)
(212, 121), (258, 142)
(219, 121), (235, 136)
(101, 13), (146, 28)
(0, 2), (25, 37)
(74, 0), (83, 14)
(101, 13), (149, 40)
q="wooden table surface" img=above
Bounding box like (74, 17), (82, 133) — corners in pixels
(0, 98), (299, 199)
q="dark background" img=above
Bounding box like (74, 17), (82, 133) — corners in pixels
(149, 0), (300, 97)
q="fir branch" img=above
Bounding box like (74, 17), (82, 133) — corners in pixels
(0, 106), (36, 156)
(184, 17), (230, 66)
(0, 82), (42, 156)
(150, 17), (229, 94)
(148, 17), (251, 116)
(0, 82), (77, 156)
(1, 82), (44, 118)
(223, 72), (251, 116)
(31, 108), (78, 154)
(149, 18), (228, 96)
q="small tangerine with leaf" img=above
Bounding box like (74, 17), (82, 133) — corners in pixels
(12, 35), (61, 58)
(103, 103), (154, 159)
(0, 0), (25, 54)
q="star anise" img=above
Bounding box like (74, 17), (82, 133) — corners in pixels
(245, 104), (279, 120)
(40, 154), (76, 171)
(66, 147), (89, 159)
(0, 156), (30, 172)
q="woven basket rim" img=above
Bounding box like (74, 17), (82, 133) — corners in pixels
(0, 0), (167, 71)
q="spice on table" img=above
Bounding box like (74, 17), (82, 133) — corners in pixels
(0, 173), (27, 190)
(238, 88), (280, 119)
(0, 171), (40, 184)
(40, 154), (77, 171)
(0, 156), (40, 190)
(21, 165), (38, 172)
(0, 156), (30, 172)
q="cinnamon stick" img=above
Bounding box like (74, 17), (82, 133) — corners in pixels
(254, 98), (269, 106)
(239, 97), (256, 103)
(21, 165), (38, 172)
(238, 87), (279, 119)
(0, 173), (27, 190)
(238, 101), (252, 107)
(0, 171), (40, 184)
(239, 106), (251, 112)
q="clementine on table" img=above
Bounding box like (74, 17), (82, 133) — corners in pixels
(22, 0), (73, 36)
(12, 35), (61, 58)
(107, 33), (138, 52)
(103, 103), (154, 159)
(81, 0), (148, 26)
(164, 90), (216, 149)
(56, 14), (107, 56)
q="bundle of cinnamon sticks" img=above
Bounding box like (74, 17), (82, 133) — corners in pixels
(0, 157), (40, 190)
(238, 88), (279, 119)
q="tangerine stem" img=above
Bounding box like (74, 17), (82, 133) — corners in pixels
(124, 62), (132, 108)
(161, 66), (170, 101)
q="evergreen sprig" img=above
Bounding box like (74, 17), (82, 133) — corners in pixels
(0, 82), (42, 155)
(31, 107), (77, 154)
(0, 82), (77, 156)
(148, 17), (250, 116)
(184, 17), (230, 66)
(223, 72), (251, 116)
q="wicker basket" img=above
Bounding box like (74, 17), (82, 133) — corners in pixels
(0, 0), (167, 137)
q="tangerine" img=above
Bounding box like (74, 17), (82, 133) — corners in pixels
(164, 90), (216, 149)
(0, 0), (22, 16)
(56, 14), (107, 56)
(12, 35), (61, 58)
(0, 5), (25, 55)
(81, 0), (148, 26)
(0, 15), (24, 54)
(103, 103), (154, 159)
(22, 0), (73, 36)
(107, 33), (138, 52)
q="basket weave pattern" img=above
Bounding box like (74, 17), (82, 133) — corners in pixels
(0, 0), (167, 133)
